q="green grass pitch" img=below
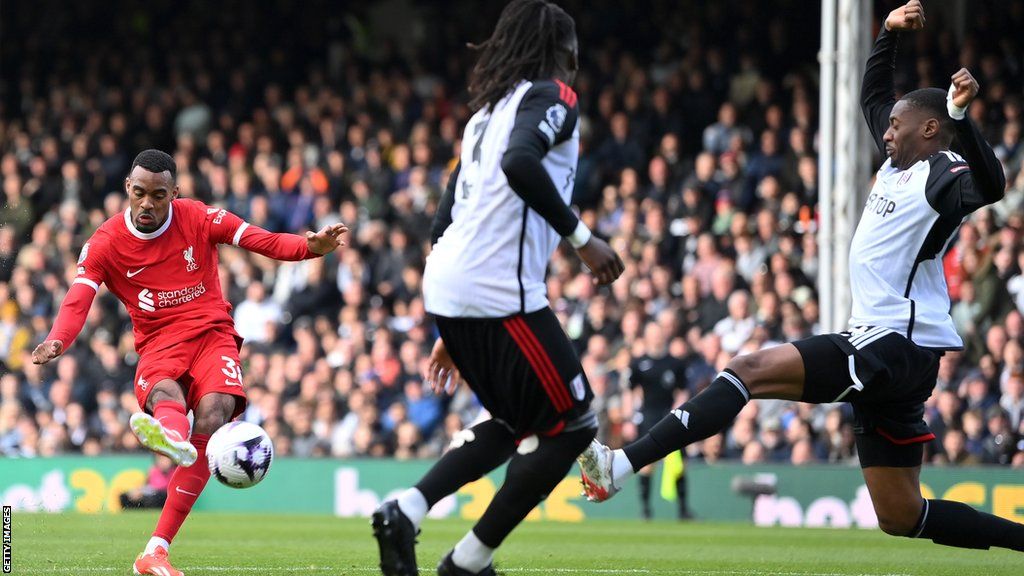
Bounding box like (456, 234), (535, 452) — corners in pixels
(10, 512), (1023, 575)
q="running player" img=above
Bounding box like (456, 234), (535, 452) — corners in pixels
(371, 1), (624, 575)
(32, 149), (348, 575)
(579, 0), (1024, 553)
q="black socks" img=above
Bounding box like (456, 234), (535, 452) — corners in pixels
(915, 499), (1024, 552)
(415, 419), (517, 508)
(623, 370), (749, 471)
(473, 426), (596, 547)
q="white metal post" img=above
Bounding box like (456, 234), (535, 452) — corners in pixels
(818, 0), (836, 333)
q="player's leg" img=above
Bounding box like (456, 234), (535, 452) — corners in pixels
(861, 451), (1024, 551)
(136, 392), (236, 576)
(374, 418), (518, 576)
(438, 308), (597, 574)
(438, 423), (596, 575)
(675, 454), (691, 519)
(637, 463), (655, 520)
(136, 333), (246, 575)
(402, 418), (518, 524)
(152, 393), (235, 543)
(130, 350), (197, 467)
(580, 344), (803, 501)
(374, 316), (520, 576)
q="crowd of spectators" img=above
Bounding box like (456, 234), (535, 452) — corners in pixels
(3, 0), (1024, 468)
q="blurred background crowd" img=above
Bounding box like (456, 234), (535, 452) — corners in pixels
(2, 0), (1024, 468)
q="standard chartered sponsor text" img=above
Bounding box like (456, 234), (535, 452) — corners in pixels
(158, 282), (206, 307)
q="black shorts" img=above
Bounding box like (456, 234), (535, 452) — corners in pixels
(435, 307), (594, 437)
(792, 327), (943, 468)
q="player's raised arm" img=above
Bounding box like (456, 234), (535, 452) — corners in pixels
(33, 242), (106, 364)
(861, 1), (925, 155)
(946, 68), (1006, 210)
(206, 201), (347, 260)
(500, 81), (624, 285)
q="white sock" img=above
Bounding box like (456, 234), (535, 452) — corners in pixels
(395, 488), (428, 529)
(612, 449), (635, 486)
(452, 530), (494, 573)
(144, 536), (170, 555)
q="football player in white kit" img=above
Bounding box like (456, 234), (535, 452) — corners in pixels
(372, 2), (624, 575)
(580, 0), (1024, 554)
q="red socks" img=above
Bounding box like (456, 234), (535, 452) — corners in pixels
(153, 434), (210, 543)
(153, 401), (190, 440)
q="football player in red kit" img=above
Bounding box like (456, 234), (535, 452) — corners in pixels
(32, 149), (347, 576)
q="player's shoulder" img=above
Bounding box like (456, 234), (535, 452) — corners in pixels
(523, 79), (578, 110)
(175, 197), (227, 224)
(173, 197), (208, 216)
(927, 150), (970, 174)
(926, 150), (970, 188)
(90, 213), (124, 247)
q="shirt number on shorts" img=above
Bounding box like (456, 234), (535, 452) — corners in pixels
(221, 356), (243, 387)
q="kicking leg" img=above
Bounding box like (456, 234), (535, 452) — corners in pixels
(864, 461), (1024, 551)
(374, 419), (517, 576)
(580, 345), (804, 501)
(135, 393), (235, 576)
(130, 380), (197, 466)
(440, 425), (596, 575)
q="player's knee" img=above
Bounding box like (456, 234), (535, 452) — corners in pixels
(192, 395), (235, 435)
(726, 353), (766, 386)
(875, 502), (923, 536)
(145, 380), (184, 410)
(193, 411), (229, 435)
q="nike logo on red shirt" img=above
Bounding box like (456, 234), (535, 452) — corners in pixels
(127, 267), (147, 278)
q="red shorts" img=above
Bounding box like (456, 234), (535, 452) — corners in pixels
(135, 330), (247, 418)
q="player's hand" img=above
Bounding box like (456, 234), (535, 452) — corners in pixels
(885, 0), (925, 32)
(950, 68), (980, 110)
(305, 223), (349, 255)
(32, 340), (64, 365)
(575, 236), (625, 285)
(425, 338), (462, 395)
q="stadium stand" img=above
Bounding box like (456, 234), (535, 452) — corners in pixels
(2, 0), (1023, 469)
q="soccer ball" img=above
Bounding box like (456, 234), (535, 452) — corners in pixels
(207, 421), (274, 489)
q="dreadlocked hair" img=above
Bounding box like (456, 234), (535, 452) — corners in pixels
(468, 0), (575, 112)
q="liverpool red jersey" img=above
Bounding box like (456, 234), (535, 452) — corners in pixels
(63, 198), (314, 355)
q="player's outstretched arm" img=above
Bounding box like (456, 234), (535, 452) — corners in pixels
(947, 69), (1006, 210)
(203, 199), (347, 259)
(32, 282), (98, 364)
(234, 220), (348, 260)
(861, 1), (925, 155)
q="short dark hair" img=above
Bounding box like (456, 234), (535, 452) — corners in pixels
(901, 87), (954, 143)
(131, 149), (176, 179)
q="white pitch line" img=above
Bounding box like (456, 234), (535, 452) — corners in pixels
(11, 567), (913, 576)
